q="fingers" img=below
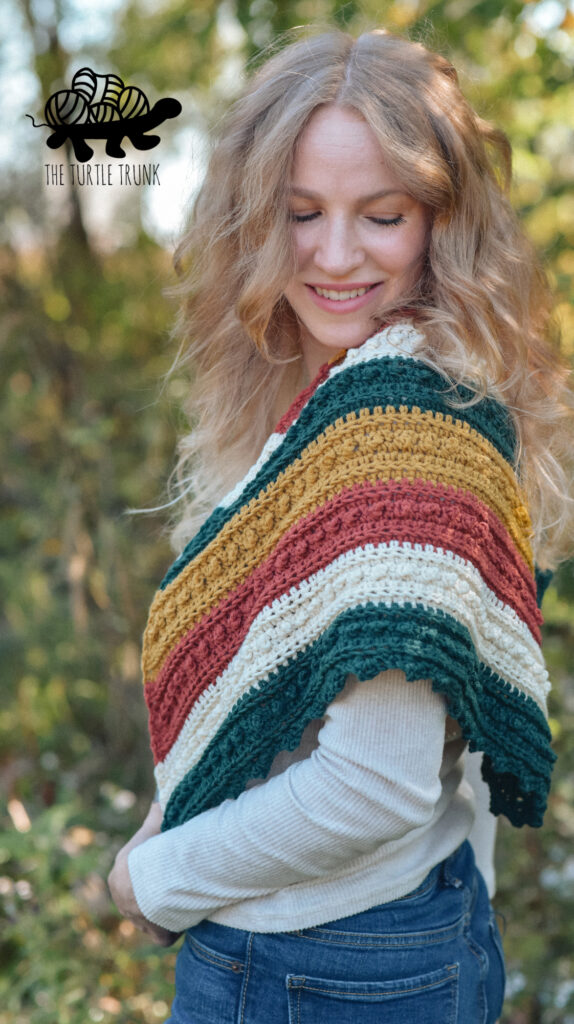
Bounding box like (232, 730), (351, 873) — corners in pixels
(140, 921), (181, 947)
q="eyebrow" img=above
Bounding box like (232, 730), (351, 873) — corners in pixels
(289, 187), (407, 202)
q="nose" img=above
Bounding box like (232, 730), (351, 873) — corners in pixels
(313, 216), (364, 276)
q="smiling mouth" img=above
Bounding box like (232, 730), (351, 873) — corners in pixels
(310, 284), (380, 301)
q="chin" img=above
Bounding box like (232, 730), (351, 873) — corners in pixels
(320, 323), (378, 349)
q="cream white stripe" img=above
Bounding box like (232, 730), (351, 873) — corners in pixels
(155, 542), (548, 804)
(328, 321), (422, 377)
(218, 323), (422, 510)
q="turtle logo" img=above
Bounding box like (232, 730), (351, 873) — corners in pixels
(27, 67), (182, 163)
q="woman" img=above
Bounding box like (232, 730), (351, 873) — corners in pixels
(108, 28), (574, 1023)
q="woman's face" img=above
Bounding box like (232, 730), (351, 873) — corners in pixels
(284, 105), (430, 377)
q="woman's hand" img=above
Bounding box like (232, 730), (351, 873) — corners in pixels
(107, 800), (180, 947)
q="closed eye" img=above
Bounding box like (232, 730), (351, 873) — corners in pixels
(290, 211), (321, 223)
(290, 212), (406, 226)
(369, 215), (405, 226)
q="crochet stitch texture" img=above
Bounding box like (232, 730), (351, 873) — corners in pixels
(142, 322), (555, 832)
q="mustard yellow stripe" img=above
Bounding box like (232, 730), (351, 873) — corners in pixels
(143, 406), (533, 683)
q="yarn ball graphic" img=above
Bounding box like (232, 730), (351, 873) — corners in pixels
(72, 68), (124, 107)
(89, 102), (121, 123)
(118, 86), (150, 119)
(70, 66), (98, 101)
(45, 90), (90, 127)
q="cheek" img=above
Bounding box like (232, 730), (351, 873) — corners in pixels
(394, 228), (428, 273)
(371, 237), (411, 274)
(283, 276), (306, 311)
(292, 233), (313, 269)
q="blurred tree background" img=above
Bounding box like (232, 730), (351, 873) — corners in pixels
(1, 0), (573, 1021)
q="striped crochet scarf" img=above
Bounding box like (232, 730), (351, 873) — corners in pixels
(142, 321), (555, 832)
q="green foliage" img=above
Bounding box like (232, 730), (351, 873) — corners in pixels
(1, 228), (179, 1019)
(2, 1), (573, 1021)
(0, 793), (178, 1024)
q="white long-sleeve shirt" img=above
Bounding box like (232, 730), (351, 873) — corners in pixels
(128, 670), (493, 934)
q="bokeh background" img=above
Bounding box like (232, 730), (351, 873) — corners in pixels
(1, 1), (573, 1021)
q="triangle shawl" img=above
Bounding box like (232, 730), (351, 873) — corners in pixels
(141, 322), (555, 832)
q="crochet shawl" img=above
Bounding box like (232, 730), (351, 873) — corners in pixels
(142, 321), (555, 832)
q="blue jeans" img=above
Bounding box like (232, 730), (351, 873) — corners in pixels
(166, 840), (505, 1023)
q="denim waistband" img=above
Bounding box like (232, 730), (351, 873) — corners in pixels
(187, 840), (476, 953)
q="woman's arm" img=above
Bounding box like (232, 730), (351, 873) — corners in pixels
(125, 670), (449, 933)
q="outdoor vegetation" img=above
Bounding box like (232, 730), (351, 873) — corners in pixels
(1, 0), (573, 1021)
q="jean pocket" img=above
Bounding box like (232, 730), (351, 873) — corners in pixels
(170, 934), (246, 1024)
(286, 963), (459, 1024)
(185, 932), (245, 974)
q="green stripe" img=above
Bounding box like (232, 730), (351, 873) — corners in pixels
(161, 355), (516, 589)
(161, 602), (554, 832)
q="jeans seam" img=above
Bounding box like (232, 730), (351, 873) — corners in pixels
(238, 932), (253, 1024)
(292, 921), (465, 948)
(450, 958), (460, 1024)
(293, 969), (458, 998)
(462, 921), (489, 1024)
